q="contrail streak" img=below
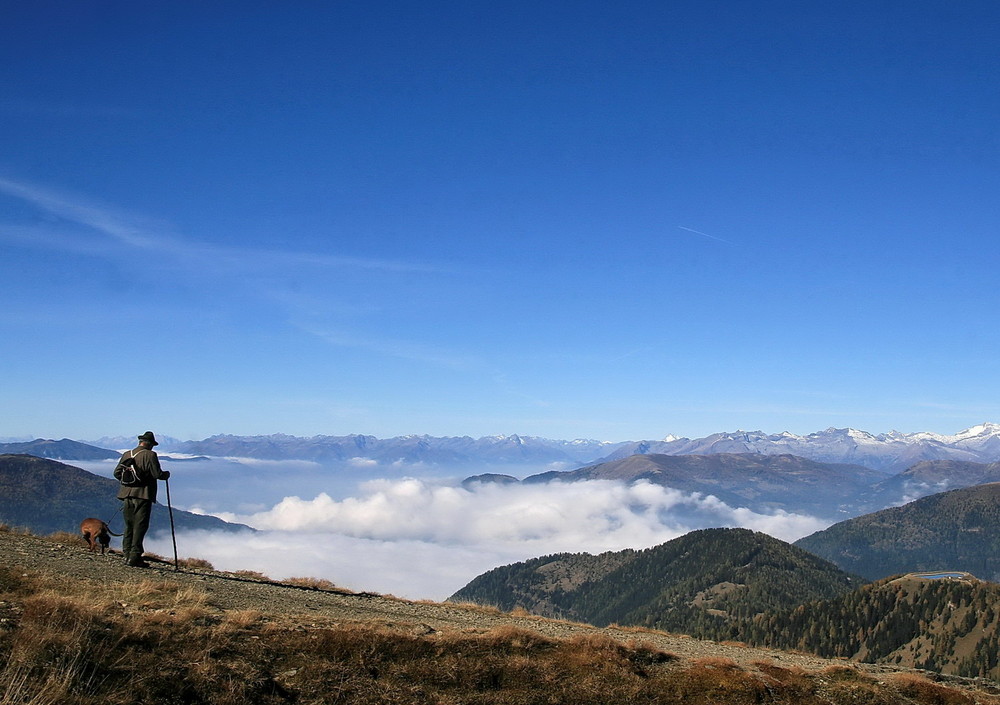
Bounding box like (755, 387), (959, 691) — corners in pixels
(677, 225), (733, 245)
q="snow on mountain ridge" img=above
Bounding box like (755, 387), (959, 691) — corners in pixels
(951, 422), (1000, 440)
(595, 424), (1000, 473)
(81, 423), (1000, 474)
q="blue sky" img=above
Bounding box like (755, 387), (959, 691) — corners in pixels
(2, 1), (999, 442)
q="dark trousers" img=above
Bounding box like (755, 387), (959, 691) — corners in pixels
(121, 497), (152, 560)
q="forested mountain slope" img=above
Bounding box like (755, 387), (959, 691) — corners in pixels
(450, 528), (863, 638)
(794, 483), (1000, 581)
(740, 574), (1000, 680)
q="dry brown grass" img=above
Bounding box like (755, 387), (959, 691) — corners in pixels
(233, 569), (270, 581)
(1, 561), (998, 705)
(177, 556), (215, 570)
(101, 578), (210, 611)
(222, 609), (264, 628)
(753, 660), (813, 689)
(885, 672), (979, 705)
(279, 576), (341, 591)
(47, 530), (84, 545)
(689, 655), (741, 670)
(666, 660), (774, 704)
(2, 596), (105, 705)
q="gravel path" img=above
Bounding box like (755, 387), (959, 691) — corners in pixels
(0, 529), (946, 679)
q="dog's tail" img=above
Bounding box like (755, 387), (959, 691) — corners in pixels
(104, 522), (123, 537)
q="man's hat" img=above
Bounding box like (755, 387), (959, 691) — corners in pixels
(137, 431), (159, 446)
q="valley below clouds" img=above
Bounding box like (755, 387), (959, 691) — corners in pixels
(82, 457), (831, 600)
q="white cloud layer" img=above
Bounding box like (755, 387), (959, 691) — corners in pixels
(155, 478), (830, 601)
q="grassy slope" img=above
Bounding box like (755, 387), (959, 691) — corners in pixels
(2, 529), (999, 705)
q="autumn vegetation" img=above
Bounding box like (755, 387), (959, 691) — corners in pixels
(1, 528), (998, 704)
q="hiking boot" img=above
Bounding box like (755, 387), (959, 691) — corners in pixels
(126, 556), (149, 568)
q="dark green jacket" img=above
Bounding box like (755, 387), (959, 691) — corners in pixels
(115, 446), (169, 502)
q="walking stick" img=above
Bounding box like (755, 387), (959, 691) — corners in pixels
(165, 476), (179, 571)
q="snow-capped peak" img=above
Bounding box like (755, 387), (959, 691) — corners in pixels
(953, 423), (1000, 440)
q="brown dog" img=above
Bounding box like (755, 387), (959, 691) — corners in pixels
(80, 518), (121, 554)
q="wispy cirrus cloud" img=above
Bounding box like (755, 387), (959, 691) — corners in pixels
(0, 176), (483, 381)
(0, 176), (437, 274)
(302, 325), (481, 370)
(0, 176), (162, 249)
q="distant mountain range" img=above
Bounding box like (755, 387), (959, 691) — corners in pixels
(84, 433), (619, 466)
(10, 428), (1000, 522)
(0, 423), (995, 474)
(519, 453), (885, 518)
(597, 424), (1000, 473)
(869, 459), (1000, 503)
(466, 453), (1000, 520)
(73, 424), (1000, 473)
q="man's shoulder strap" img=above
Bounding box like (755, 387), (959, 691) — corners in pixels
(130, 448), (154, 466)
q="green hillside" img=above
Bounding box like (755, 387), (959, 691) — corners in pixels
(794, 483), (1000, 581)
(452, 525), (1000, 681)
(450, 528), (864, 640)
(741, 574), (1000, 679)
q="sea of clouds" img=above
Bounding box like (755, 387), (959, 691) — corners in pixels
(81, 457), (832, 601)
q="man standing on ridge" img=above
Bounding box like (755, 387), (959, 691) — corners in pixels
(114, 431), (170, 568)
